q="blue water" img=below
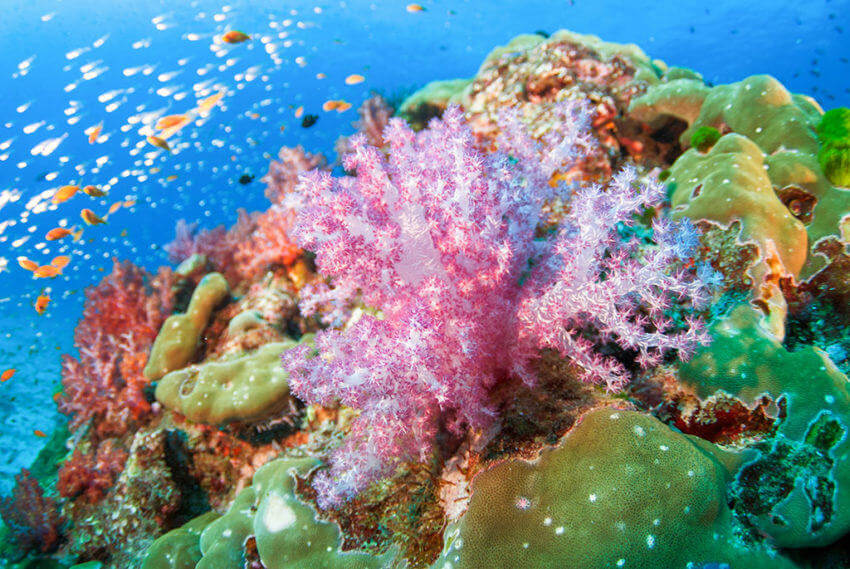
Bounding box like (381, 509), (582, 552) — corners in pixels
(0, 0), (847, 493)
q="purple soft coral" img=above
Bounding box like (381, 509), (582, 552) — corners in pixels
(282, 103), (711, 507)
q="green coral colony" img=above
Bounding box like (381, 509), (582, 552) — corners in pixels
(5, 28), (850, 569)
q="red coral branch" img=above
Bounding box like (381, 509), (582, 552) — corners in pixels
(57, 260), (174, 438)
(58, 441), (128, 504)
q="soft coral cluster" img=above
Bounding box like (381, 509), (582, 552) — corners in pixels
(57, 441), (128, 504)
(263, 145), (328, 204)
(58, 260), (174, 438)
(233, 205), (301, 279)
(165, 145), (325, 283)
(0, 469), (64, 554)
(164, 210), (257, 284)
(282, 103), (712, 507)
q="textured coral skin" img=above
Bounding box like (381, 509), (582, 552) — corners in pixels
(282, 103), (711, 506)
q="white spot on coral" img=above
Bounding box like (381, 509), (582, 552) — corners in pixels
(262, 493), (297, 533)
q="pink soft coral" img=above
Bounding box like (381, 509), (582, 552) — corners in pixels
(282, 103), (711, 507)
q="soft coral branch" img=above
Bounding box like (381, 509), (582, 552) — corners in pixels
(0, 469), (64, 554)
(58, 260), (174, 437)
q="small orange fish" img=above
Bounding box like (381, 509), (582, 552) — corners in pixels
(88, 122), (103, 144)
(50, 256), (70, 269)
(35, 294), (50, 314)
(155, 114), (189, 130)
(345, 74), (365, 85)
(316, 72), (326, 79)
(294, 105), (304, 118)
(406, 3), (425, 12)
(108, 202), (122, 215)
(34, 265), (61, 278)
(1, 369), (15, 382)
(18, 257), (38, 271)
(221, 30), (250, 44)
(52, 185), (79, 204)
(81, 208), (106, 225)
(166, 175), (178, 181)
(34, 430), (47, 438)
(198, 91), (225, 115)
(324, 100), (351, 112)
(82, 185), (107, 197)
(46, 227), (73, 241)
(123, 200), (136, 208)
(147, 135), (171, 152)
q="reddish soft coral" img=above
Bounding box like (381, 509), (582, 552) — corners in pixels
(57, 440), (128, 504)
(263, 145), (327, 204)
(165, 210), (259, 285)
(233, 205), (301, 279)
(335, 94), (394, 158)
(57, 260), (174, 438)
(0, 469), (64, 553)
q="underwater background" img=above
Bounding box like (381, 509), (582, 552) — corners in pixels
(0, 0), (849, 567)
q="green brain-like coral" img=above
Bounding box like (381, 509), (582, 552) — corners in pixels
(679, 304), (850, 548)
(195, 456), (395, 569)
(154, 336), (311, 425)
(436, 408), (791, 569)
(144, 272), (230, 381)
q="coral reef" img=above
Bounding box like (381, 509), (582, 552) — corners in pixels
(16, 27), (850, 569)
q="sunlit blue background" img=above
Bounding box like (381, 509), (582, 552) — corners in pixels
(0, 0), (847, 492)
